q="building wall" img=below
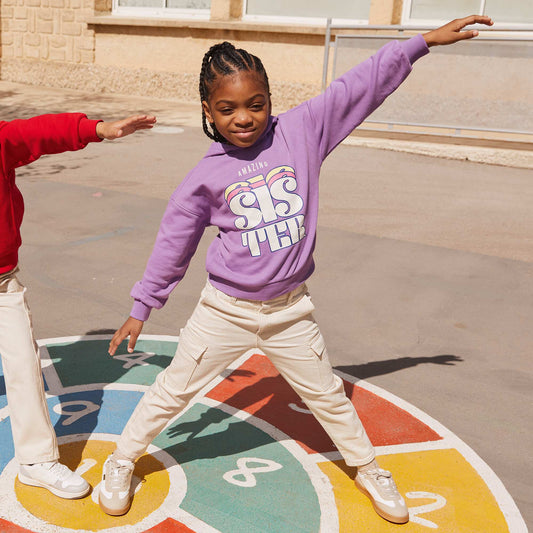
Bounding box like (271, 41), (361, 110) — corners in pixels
(0, 0), (400, 111)
(89, 23), (329, 109)
(0, 0), (531, 135)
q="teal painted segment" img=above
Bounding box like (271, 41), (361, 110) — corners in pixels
(46, 339), (177, 387)
(153, 403), (321, 533)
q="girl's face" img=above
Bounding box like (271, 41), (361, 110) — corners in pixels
(202, 70), (271, 148)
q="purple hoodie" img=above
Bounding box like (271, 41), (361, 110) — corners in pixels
(131, 34), (429, 321)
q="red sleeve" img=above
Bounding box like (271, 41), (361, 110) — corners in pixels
(0, 113), (102, 173)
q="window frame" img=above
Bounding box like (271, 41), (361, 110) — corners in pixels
(112, 0), (211, 18)
(241, 0), (369, 26)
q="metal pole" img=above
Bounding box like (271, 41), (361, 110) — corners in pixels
(322, 18), (332, 92)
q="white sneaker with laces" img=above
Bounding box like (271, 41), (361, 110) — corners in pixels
(98, 454), (135, 516)
(355, 467), (409, 524)
(18, 461), (90, 499)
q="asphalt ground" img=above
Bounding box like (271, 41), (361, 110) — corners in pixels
(2, 81), (532, 529)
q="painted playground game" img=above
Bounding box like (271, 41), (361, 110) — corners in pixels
(0, 334), (526, 532)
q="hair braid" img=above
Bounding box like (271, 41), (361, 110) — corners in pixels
(199, 41), (270, 143)
(199, 47), (217, 141)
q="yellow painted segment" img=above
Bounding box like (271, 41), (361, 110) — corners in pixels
(16, 440), (170, 531)
(319, 449), (509, 532)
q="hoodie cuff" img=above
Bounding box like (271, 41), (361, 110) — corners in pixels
(78, 117), (103, 144)
(130, 300), (152, 322)
(400, 33), (430, 65)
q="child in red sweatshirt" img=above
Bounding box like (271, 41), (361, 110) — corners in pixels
(0, 112), (155, 499)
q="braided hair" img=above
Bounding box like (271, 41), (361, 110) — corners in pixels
(199, 41), (270, 143)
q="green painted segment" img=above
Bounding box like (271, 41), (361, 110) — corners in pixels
(46, 339), (177, 387)
(153, 403), (321, 533)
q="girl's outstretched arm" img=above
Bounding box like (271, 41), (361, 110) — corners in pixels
(423, 15), (493, 47)
(109, 316), (144, 355)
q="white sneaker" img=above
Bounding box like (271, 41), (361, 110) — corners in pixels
(355, 467), (409, 524)
(18, 461), (90, 499)
(98, 454), (135, 516)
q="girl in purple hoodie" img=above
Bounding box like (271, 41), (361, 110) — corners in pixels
(99, 15), (493, 523)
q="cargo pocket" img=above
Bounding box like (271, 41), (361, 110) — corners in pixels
(310, 331), (326, 360)
(167, 329), (208, 392)
(309, 331), (335, 390)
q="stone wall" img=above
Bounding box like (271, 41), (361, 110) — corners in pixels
(0, 0), (95, 64)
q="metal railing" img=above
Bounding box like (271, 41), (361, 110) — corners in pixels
(321, 20), (533, 142)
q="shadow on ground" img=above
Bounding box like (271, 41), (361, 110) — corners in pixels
(335, 354), (463, 379)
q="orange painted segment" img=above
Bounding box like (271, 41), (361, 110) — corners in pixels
(319, 449), (510, 532)
(207, 353), (441, 453)
(15, 440), (170, 531)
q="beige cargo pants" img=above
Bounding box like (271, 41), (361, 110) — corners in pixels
(117, 280), (375, 467)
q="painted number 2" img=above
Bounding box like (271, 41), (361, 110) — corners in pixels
(406, 491), (447, 528)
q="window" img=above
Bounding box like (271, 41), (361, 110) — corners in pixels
(402, 0), (533, 25)
(484, 0), (533, 24)
(243, 0), (371, 24)
(113, 0), (210, 17)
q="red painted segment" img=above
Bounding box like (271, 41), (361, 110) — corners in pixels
(207, 354), (441, 453)
(0, 519), (34, 532)
(145, 518), (196, 532)
(343, 380), (441, 445)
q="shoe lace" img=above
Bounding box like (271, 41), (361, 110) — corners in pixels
(106, 459), (134, 489)
(47, 462), (72, 481)
(368, 469), (400, 499)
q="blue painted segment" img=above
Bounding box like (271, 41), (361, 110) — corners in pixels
(153, 403), (321, 533)
(0, 418), (14, 472)
(49, 389), (144, 437)
(0, 357), (7, 410)
(0, 389), (143, 473)
(45, 338), (176, 388)
(0, 356), (10, 471)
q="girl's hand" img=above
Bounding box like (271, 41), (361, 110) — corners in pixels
(96, 114), (156, 140)
(108, 316), (144, 355)
(423, 15), (493, 47)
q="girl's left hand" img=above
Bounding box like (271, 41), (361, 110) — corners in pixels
(108, 316), (144, 356)
(423, 15), (494, 47)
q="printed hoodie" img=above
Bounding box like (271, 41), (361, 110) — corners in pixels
(0, 113), (101, 274)
(131, 34), (429, 320)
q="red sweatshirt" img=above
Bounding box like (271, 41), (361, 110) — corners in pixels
(0, 113), (101, 275)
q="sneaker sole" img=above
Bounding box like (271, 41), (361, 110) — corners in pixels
(18, 473), (90, 500)
(98, 495), (131, 516)
(355, 478), (409, 524)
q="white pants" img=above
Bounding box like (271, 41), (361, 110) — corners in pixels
(117, 281), (375, 467)
(0, 268), (58, 465)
